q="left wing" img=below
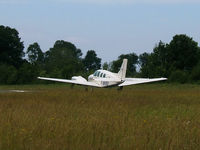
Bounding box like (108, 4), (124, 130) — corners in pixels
(118, 77), (167, 87)
(38, 77), (101, 87)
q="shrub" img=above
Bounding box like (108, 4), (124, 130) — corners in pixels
(169, 70), (188, 83)
(190, 63), (200, 82)
(0, 64), (17, 84)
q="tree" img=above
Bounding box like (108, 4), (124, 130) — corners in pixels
(102, 62), (109, 70)
(152, 41), (168, 68)
(111, 53), (138, 76)
(139, 35), (200, 82)
(139, 41), (168, 77)
(26, 42), (44, 65)
(167, 34), (200, 72)
(190, 62), (200, 82)
(44, 40), (83, 78)
(83, 50), (101, 71)
(0, 63), (17, 84)
(169, 70), (188, 83)
(139, 52), (150, 68)
(139, 52), (153, 77)
(17, 61), (39, 84)
(0, 25), (24, 68)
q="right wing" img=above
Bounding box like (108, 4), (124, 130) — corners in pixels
(38, 77), (100, 87)
(118, 77), (167, 87)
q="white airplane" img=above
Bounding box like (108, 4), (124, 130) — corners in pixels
(38, 59), (167, 89)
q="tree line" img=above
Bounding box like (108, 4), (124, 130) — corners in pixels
(0, 25), (200, 84)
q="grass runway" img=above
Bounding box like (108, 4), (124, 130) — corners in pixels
(0, 84), (200, 150)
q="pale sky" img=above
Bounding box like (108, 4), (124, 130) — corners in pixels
(0, 0), (200, 62)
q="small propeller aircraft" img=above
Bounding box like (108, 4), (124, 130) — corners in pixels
(38, 59), (167, 89)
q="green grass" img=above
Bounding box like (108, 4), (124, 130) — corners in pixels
(0, 84), (200, 150)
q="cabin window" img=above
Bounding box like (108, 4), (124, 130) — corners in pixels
(100, 73), (103, 77)
(103, 74), (106, 78)
(97, 71), (100, 77)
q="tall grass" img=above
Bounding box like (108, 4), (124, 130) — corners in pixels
(0, 84), (200, 150)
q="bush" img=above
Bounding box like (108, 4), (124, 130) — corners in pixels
(190, 63), (200, 82)
(17, 63), (39, 84)
(169, 70), (188, 83)
(0, 64), (17, 84)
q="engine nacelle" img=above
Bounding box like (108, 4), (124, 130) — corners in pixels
(71, 76), (87, 82)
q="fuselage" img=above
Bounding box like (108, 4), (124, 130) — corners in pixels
(88, 70), (123, 87)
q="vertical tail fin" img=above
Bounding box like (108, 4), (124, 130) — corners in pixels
(118, 59), (128, 81)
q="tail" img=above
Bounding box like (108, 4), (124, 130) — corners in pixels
(118, 59), (128, 81)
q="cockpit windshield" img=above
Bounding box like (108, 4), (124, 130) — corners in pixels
(94, 71), (98, 76)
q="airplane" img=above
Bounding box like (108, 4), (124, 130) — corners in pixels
(38, 59), (167, 89)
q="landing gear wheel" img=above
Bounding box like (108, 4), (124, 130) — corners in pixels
(117, 86), (123, 91)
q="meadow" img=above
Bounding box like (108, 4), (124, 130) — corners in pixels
(0, 84), (200, 150)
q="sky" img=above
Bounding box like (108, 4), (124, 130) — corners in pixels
(0, 0), (200, 62)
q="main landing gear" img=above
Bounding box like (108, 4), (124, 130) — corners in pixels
(70, 84), (75, 89)
(117, 86), (123, 91)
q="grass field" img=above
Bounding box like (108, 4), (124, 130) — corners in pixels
(0, 84), (200, 150)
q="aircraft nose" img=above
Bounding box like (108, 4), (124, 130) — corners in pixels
(88, 75), (94, 81)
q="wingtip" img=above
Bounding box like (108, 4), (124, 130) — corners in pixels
(161, 77), (168, 80)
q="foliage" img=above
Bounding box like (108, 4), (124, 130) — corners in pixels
(44, 40), (84, 79)
(111, 53), (138, 76)
(189, 63), (200, 82)
(0, 63), (17, 84)
(83, 50), (101, 72)
(139, 35), (200, 80)
(102, 62), (109, 70)
(0, 25), (24, 68)
(169, 70), (188, 83)
(1, 25), (200, 84)
(167, 34), (200, 72)
(26, 42), (44, 65)
(17, 62), (39, 84)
